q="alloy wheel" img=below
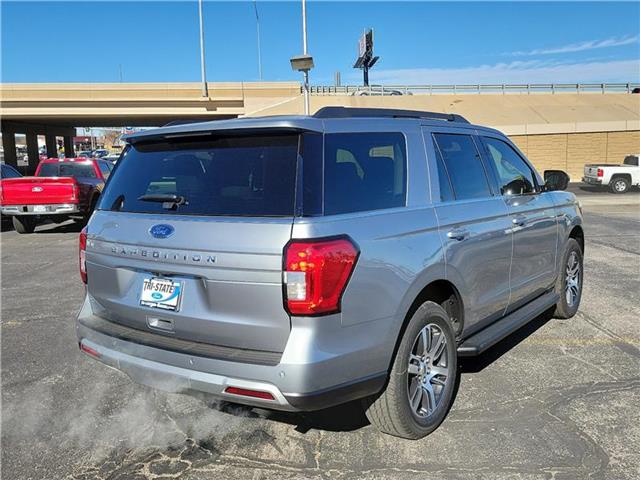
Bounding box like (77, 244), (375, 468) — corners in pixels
(565, 251), (581, 307)
(407, 324), (450, 418)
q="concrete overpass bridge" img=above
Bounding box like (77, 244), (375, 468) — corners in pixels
(1, 81), (639, 178)
(0, 82), (300, 173)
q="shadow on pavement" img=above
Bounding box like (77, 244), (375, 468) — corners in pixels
(209, 398), (371, 434)
(459, 307), (555, 374)
(34, 220), (84, 234)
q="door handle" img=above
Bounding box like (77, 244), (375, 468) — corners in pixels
(447, 228), (469, 241)
(512, 215), (527, 227)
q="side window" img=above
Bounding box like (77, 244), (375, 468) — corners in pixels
(324, 132), (407, 215)
(432, 133), (491, 200)
(98, 161), (111, 179)
(482, 137), (536, 195)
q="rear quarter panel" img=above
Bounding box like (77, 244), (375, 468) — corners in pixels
(289, 122), (445, 376)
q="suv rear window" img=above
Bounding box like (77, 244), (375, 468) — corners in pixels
(99, 134), (299, 217)
(38, 162), (97, 178)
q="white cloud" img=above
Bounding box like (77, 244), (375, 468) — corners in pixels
(508, 35), (639, 56)
(367, 59), (640, 85)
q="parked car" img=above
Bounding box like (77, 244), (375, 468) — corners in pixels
(93, 149), (110, 158)
(76, 107), (583, 439)
(0, 157), (113, 233)
(582, 154), (640, 193)
(350, 85), (411, 96)
(77, 151), (94, 158)
(103, 154), (121, 163)
(1, 163), (22, 179)
(1, 163), (23, 227)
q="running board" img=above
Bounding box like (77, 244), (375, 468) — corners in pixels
(457, 291), (559, 357)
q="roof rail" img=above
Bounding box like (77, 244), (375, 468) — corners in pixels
(313, 106), (469, 123)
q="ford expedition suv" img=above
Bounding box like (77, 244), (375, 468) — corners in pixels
(77, 107), (584, 439)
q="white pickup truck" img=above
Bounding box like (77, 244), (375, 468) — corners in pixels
(582, 155), (640, 193)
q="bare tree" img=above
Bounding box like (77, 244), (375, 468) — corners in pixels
(103, 129), (122, 149)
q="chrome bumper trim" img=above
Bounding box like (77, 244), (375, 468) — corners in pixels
(0, 204), (79, 215)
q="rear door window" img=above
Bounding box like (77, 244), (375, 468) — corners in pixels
(432, 133), (492, 200)
(99, 134), (299, 217)
(324, 132), (406, 215)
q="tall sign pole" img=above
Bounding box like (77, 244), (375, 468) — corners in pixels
(198, 0), (208, 98)
(353, 29), (379, 87)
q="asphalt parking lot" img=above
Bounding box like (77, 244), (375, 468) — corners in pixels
(2, 187), (639, 480)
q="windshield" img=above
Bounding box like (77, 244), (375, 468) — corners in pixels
(38, 162), (97, 178)
(98, 133), (299, 217)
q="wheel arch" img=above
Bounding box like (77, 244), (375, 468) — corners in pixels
(569, 224), (584, 254)
(387, 278), (464, 375)
(611, 173), (632, 182)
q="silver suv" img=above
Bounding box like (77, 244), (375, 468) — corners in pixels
(76, 107), (584, 439)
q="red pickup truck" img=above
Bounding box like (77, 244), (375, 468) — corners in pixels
(0, 157), (113, 233)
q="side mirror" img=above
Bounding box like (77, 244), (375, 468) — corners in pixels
(544, 170), (570, 191)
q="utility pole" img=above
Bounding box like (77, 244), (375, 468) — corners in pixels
(290, 0), (313, 115)
(253, 0), (263, 81)
(198, 0), (208, 98)
(301, 0), (310, 114)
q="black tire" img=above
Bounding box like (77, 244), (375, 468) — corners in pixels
(12, 215), (36, 234)
(364, 301), (458, 439)
(554, 238), (583, 319)
(609, 176), (630, 194)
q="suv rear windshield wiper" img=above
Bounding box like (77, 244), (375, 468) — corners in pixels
(137, 194), (188, 210)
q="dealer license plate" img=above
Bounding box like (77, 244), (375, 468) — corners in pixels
(140, 277), (183, 311)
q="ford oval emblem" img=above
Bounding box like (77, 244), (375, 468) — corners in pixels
(32, 186), (43, 192)
(149, 224), (175, 239)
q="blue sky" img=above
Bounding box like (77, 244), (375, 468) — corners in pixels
(2, 1), (639, 84)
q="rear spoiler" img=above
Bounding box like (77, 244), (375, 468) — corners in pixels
(123, 118), (323, 145)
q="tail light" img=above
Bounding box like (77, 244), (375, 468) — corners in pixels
(283, 237), (359, 316)
(71, 183), (78, 202)
(79, 227), (87, 284)
(597, 168), (604, 177)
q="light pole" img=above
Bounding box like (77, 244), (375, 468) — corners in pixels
(198, 0), (208, 98)
(253, 0), (263, 81)
(290, 0), (313, 115)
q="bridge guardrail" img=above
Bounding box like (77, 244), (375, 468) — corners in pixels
(308, 83), (640, 95)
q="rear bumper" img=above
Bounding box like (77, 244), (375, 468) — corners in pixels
(76, 295), (392, 411)
(581, 176), (602, 185)
(0, 203), (79, 215)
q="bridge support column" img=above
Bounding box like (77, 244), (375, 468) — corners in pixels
(2, 131), (17, 169)
(26, 133), (39, 175)
(45, 134), (58, 159)
(63, 136), (75, 158)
